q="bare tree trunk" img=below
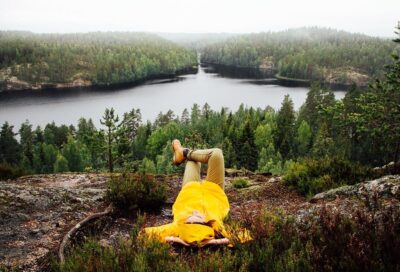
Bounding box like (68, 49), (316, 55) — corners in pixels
(58, 204), (113, 265)
(108, 127), (113, 172)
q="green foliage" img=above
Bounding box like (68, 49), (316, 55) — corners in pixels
(275, 95), (295, 159)
(0, 32), (197, 87)
(59, 200), (400, 272)
(0, 163), (28, 180)
(1, 28), (400, 176)
(337, 26), (400, 165)
(62, 136), (88, 172)
(54, 153), (69, 173)
(311, 123), (336, 159)
(295, 120), (312, 157)
(101, 108), (119, 172)
(284, 157), (374, 196)
(237, 120), (258, 171)
(258, 144), (283, 175)
(201, 27), (394, 82)
(146, 122), (183, 160)
(0, 122), (21, 165)
(139, 157), (157, 174)
(32, 143), (58, 174)
(19, 120), (34, 169)
(232, 178), (250, 189)
(106, 174), (166, 213)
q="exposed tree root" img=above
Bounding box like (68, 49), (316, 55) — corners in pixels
(58, 204), (114, 264)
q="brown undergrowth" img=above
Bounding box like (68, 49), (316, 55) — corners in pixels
(58, 191), (400, 272)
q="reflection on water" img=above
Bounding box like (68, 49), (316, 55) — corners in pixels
(202, 63), (276, 79)
(0, 65), (346, 129)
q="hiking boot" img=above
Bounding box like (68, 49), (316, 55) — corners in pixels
(172, 139), (186, 165)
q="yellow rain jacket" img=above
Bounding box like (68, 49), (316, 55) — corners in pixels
(145, 180), (249, 247)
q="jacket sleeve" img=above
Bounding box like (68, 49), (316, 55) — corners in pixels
(143, 222), (178, 243)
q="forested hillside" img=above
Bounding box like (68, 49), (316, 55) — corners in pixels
(1, 27), (399, 197)
(0, 32), (197, 91)
(201, 27), (396, 86)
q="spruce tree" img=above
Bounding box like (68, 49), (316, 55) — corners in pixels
(0, 122), (21, 165)
(62, 136), (85, 172)
(19, 121), (34, 168)
(237, 120), (258, 171)
(275, 95), (295, 159)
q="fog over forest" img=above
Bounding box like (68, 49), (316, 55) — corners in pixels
(0, 0), (399, 37)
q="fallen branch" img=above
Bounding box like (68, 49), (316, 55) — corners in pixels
(58, 204), (114, 264)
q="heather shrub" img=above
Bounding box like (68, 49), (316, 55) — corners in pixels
(106, 173), (166, 213)
(304, 205), (400, 272)
(232, 178), (250, 189)
(0, 162), (29, 180)
(284, 157), (374, 196)
(58, 204), (400, 272)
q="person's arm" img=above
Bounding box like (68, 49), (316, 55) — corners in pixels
(165, 236), (229, 246)
(165, 236), (190, 246)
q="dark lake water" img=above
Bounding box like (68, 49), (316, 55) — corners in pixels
(0, 65), (346, 129)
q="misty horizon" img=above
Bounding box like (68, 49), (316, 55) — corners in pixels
(1, 0), (399, 38)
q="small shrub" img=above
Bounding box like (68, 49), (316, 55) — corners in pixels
(284, 157), (374, 196)
(139, 157), (157, 174)
(59, 206), (400, 272)
(106, 174), (166, 213)
(303, 205), (400, 272)
(232, 178), (250, 189)
(0, 163), (29, 180)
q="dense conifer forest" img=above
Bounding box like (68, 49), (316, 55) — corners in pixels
(201, 27), (397, 85)
(1, 24), (399, 196)
(0, 31), (197, 89)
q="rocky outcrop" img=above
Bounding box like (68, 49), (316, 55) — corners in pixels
(0, 174), (108, 271)
(294, 175), (400, 230)
(323, 67), (370, 87)
(258, 57), (276, 73)
(311, 175), (400, 202)
(1, 173), (399, 271)
(0, 66), (93, 91)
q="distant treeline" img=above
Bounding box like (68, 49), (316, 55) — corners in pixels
(201, 27), (397, 84)
(0, 31), (197, 88)
(0, 27), (399, 197)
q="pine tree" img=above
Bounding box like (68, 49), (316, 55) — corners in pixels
(100, 108), (119, 172)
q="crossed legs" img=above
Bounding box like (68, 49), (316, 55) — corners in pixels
(182, 148), (225, 190)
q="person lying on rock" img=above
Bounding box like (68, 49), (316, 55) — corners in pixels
(144, 139), (251, 247)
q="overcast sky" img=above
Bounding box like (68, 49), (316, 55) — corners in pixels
(0, 0), (399, 37)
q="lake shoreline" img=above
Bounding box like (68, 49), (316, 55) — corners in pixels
(201, 62), (364, 91)
(0, 66), (199, 95)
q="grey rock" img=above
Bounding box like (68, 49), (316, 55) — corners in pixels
(30, 229), (41, 235)
(311, 175), (400, 202)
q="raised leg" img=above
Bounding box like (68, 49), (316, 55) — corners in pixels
(182, 161), (201, 187)
(188, 148), (225, 190)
